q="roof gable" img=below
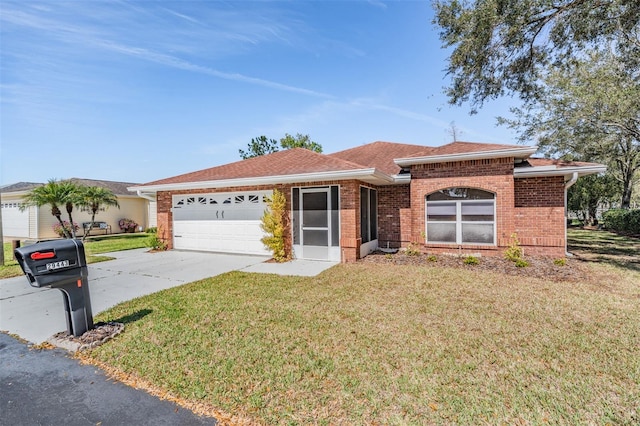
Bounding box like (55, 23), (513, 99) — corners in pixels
(329, 141), (433, 175)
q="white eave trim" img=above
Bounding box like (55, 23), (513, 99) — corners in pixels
(128, 168), (394, 192)
(514, 165), (607, 178)
(394, 146), (538, 167)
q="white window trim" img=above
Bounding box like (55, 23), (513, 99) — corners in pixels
(425, 197), (496, 246)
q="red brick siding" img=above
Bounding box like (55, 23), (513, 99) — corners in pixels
(409, 158), (515, 255)
(378, 184), (411, 248)
(339, 181), (361, 262)
(514, 177), (565, 207)
(514, 176), (566, 257)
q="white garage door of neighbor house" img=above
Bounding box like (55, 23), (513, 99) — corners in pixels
(172, 191), (271, 255)
(1, 202), (29, 238)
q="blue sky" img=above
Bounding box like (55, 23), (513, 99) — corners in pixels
(0, 1), (520, 186)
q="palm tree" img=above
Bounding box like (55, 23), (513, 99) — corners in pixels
(20, 179), (78, 238)
(76, 186), (120, 241)
(60, 180), (81, 239)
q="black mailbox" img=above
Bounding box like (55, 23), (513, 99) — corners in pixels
(15, 239), (94, 337)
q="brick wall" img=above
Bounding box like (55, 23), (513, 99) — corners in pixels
(409, 158), (515, 254)
(514, 176), (565, 207)
(514, 176), (566, 257)
(378, 184), (411, 248)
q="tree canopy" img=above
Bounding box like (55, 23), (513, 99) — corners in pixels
(76, 186), (120, 241)
(239, 133), (322, 159)
(499, 49), (640, 208)
(433, 0), (640, 111)
(21, 179), (79, 238)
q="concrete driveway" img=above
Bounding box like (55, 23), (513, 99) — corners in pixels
(0, 249), (270, 344)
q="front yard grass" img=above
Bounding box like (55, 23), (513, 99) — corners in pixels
(0, 234), (149, 279)
(87, 258), (640, 424)
(567, 228), (640, 271)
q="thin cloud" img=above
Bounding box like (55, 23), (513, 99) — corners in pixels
(350, 98), (451, 129)
(160, 7), (202, 25)
(97, 40), (336, 100)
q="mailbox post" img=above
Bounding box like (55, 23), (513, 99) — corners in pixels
(14, 239), (94, 337)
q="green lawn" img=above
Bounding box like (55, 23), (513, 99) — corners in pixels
(86, 231), (640, 425)
(0, 234), (150, 279)
(567, 228), (640, 271)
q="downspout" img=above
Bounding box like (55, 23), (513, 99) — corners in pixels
(564, 172), (579, 256)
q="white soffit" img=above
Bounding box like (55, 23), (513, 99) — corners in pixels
(514, 165), (607, 178)
(394, 146), (538, 167)
(128, 168), (394, 193)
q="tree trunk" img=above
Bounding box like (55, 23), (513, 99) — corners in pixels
(66, 203), (77, 239)
(55, 215), (71, 238)
(82, 211), (98, 242)
(621, 183), (632, 209)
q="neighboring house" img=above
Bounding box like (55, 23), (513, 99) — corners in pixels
(1, 178), (157, 240)
(130, 141), (606, 262)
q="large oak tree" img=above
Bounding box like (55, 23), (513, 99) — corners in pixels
(433, 0), (639, 111)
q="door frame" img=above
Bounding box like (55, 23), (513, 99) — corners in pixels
(292, 186), (340, 261)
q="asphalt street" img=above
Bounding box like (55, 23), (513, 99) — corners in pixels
(0, 332), (216, 425)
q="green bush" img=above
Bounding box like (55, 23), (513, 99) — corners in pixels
(261, 189), (289, 262)
(463, 255), (479, 265)
(554, 258), (567, 266)
(405, 243), (421, 256)
(145, 227), (157, 234)
(504, 233), (524, 262)
(146, 233), (167, 251)
(603, 209), (640, 234)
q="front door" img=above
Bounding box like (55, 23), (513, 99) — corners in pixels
(292, 186), (340, 261)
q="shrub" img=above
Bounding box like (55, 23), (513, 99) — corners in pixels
(463, 255), (479, 265)
(515, 259), (529, 268)
(145, 227), (157, 234)
(504, 233), (524, 262)
(427, 255), (437, 262)
(603, 209), (640, 234)
(554, 258), (567, 266)
(146, 233), (167, 251)
(261, 189), (289, 262)
(52, 221), (79, 237)
(405, 243), (421, 256)
(118, 218), (138, 232)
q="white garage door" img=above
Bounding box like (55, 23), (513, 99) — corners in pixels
(1, 202), (29, 238)
(172, 191), (271, 255)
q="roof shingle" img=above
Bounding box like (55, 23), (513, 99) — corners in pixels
(143, 148), (369, 186)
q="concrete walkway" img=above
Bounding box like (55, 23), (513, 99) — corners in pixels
(1, 249), (337, 344)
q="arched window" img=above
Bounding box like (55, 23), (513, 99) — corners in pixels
(425, 188), (495, 245)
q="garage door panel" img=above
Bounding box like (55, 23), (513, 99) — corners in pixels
(173, 220), (269, 255)
(2, 203), (29, 237)
(172, 191), (271, 256)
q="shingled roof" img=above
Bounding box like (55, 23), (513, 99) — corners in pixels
(328, 141), (433, 175)
(1, 179), (140, 196)
(142, 148), (371, 186)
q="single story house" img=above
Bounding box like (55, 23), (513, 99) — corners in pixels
(1, 178), (157, 240)
(130, 141), (605, 262)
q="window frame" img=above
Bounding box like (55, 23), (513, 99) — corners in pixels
(360, 186), (378, 244)
(425, 188), (496, 245)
